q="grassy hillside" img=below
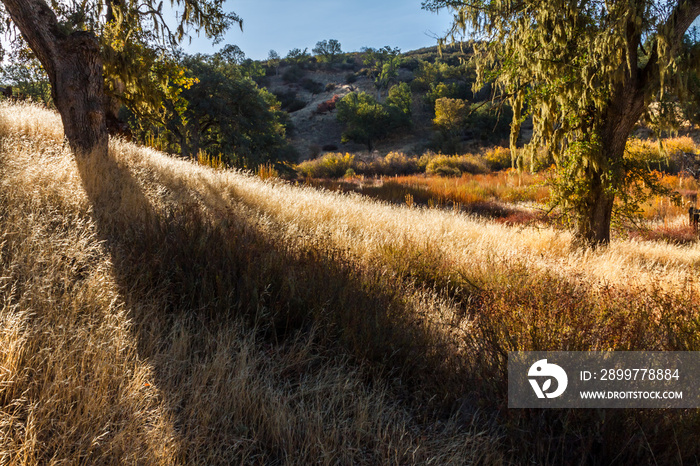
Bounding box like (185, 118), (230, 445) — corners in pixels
(1, 102), (699, 464)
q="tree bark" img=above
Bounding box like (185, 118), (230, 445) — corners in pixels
(2, 0), (108, 159)
(576, 89), (645, 246)
(574, 168), (616, 246)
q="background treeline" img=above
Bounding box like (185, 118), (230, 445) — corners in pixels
(6, 39), (700, 172)
(0, 41), (517, 168)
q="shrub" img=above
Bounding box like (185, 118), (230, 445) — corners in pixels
(464, 102), (513, 144)
(274, 90), (307, 112)
(294, 151), (497, 179)
(282, 65), (305, 83)
(309, 144), (321, 159)
(315, 95), (341, 114)
(399, 57), (420, 71)
(630, 223), (699, 244)
(336, 92), (390, 151)
(345, 73), (357, 84)
(426, 154), (489, 176)
(286, 98), (307, 112)
(325, 83), (336, 92)
(297, 152), (355, 178)
(366, 151), (420, 176)
(483, 146), (512, 171)
(625, 136), (697, 174)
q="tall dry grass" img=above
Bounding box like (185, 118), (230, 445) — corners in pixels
(1, 102), (699, 464)
(0, 102), (498, 464)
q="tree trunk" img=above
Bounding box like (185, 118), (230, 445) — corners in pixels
(573, 170), (615, 247)
(53, 33), (108, 157)
(3, 0), (108, 159)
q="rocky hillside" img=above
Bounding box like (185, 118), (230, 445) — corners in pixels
(259, 45), (512, 161)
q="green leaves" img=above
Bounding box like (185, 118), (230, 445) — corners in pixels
(428, 0), (700, 243)
(312, 39), (342, 63)
(337, 92), (390, 151)
(337, 85), (413, 151)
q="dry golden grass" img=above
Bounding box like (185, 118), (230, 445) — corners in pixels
(0, 102), (499, 464)
(1, 102), (699, 464)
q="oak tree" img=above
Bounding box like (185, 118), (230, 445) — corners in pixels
(424, 0), (700, 245)
(337, 91), (389, 151)
(0, 0), (239, 160)
(143, 51), (292, 167)
(312, 39), (342, 63)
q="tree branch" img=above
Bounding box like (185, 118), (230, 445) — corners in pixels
(2, 0), (62, 81)
(641, 0), (700, 90)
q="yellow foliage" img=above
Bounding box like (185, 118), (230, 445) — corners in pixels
(197, 149), (225, 170)
(433, 97), (467, 131)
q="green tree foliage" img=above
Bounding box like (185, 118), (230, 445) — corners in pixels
(433, 97), (466, 134)
(433, 97), (467, 154)
(337, 92), (389, 151)
(267, 49), (281, 75)
(0, 47), (52, 104)
(337, 84), (413, 151)
(386, 82), (413, 128)
(286, 48), (311, 66)
(312, 39), (343, 63)
(218, 44), (246, 65)
(133, 50), (293, 168)
(362, 46), (402, 98)
(0, 0), (240, 157)
(412, 60), (449, 91)
(67, 0), (239, 119)
(424, 0), (700, 245)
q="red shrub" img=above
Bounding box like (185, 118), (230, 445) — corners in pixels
(316, 94), (341, 114)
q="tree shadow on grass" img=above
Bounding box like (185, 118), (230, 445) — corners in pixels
(74, 148), (700, 465)
(73, 149), (472, 462)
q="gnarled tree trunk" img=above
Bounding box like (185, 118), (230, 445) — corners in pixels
(3, 0), (108, 159)
(575, 37), (650, 247)
(574, 169), (616, 246)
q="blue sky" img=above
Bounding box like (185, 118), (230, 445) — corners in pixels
(183, 0), (455, 60)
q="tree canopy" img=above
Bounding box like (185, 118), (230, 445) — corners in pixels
(362, 46), (402, 98)
(337, 84), (413, 151)
(0, 0), (240, 158)
(134, 50), (293, 168)
(423, 0), (700, 245)
(312, 39), (342, 63)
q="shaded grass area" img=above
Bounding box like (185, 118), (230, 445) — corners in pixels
(1, 103), (700, 464)
(0, 120), (496, 463)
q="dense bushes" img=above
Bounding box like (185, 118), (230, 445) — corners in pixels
(295, 137), (700, 180)
(274, 89), (307, 112)
(425, 154), (488, 176)
(296, 149), (509, 178)
(625, 136), (698, 174)
(297, 152), (356, 178)
(300, 78), (324, 94)
(336, 86), (413, 151)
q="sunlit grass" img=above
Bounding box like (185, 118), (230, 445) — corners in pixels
(0, 102), (699, 464)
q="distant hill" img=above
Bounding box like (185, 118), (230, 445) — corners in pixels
(256, 44), (513, 161)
